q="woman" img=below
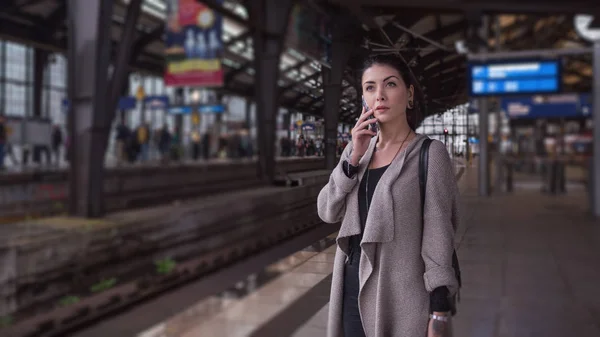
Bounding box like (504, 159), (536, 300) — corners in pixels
(317, 54), (459, 337)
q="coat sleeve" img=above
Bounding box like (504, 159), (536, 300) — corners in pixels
(421, 140), (460, 294)
(317, 141), (359, 223)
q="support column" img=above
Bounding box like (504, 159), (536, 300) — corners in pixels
(212, 92), (224, 157)
(107, 0), (143, 123)
(283, 111), (291, 140)
(493, 15), (504, 193)
(0, 42), (5, 115)
(174, 88), (184, 143)
(592, 41), (600, 218)
(119, 76), (130, 125)
(248, 0), (294, 183)
(245, 97), (252, 128)
(324, 19), (357, 170)
(33, 49), (48, 118)
(67, 0), (114, 217)
(475, 15), (491, 197)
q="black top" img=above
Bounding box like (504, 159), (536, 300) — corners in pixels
(342, 161), (451, 313)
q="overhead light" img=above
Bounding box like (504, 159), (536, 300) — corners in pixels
(455, 40), (469, 55)
(574, 14), (600, 42)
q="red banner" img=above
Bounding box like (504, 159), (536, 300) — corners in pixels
(164, 0), (224, 87)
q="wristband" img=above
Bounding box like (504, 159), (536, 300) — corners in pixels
(429, 314), (450, 322)
(343, 160), (359, 178)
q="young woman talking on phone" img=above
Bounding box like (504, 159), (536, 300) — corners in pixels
(317, 54), (460, 337)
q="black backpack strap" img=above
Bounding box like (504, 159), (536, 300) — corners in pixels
(420, 138), (461, 315)
(419, 138), (433, 215)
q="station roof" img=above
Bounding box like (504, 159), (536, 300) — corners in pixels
(0, 0), (595, 124)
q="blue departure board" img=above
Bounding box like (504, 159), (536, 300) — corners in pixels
(468, 60), (561, 96)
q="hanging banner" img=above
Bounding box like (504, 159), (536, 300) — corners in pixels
(164, 0), (224, 87)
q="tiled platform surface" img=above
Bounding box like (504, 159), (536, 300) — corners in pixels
(138, 165), (600, 337)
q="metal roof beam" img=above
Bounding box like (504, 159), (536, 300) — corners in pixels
(279, 71), (322, 95)
(334, 0), (599, 15)
(131, 23), (164, 61)
(225, 60), (252, 82)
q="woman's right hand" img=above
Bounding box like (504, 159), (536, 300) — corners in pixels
(349, 107), (377, 165)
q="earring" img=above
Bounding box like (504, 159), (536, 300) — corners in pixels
(407, 99), (414, 109)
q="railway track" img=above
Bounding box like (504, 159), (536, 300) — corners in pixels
(4, 217), (331, 337)
(1, 173), (332, 337)
(0, 158), (326, 224)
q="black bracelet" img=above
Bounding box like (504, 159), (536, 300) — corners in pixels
(342, 160), (358, 178)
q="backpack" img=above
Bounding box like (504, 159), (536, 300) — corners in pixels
(419, 138), (462, 316)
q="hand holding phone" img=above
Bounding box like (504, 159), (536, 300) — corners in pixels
(350, 99), (378, 165)
(362, 96), (379, 133)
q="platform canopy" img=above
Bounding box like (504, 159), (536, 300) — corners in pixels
(0, 0), (594, 124)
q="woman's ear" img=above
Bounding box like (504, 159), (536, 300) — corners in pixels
(408, 84), (415, 101)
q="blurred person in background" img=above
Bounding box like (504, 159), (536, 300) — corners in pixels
(51, 124), (63, 166)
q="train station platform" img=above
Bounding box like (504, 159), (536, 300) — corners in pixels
(131, 164), (599, 337)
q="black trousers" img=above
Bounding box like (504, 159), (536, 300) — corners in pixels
(342, 237), (366, 337)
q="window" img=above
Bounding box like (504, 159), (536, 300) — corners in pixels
(5, 82), (26, 116)
(5, 42), (27, 82)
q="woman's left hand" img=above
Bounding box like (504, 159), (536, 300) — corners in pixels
(427, 312), (452, 337)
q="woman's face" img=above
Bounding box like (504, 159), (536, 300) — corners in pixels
(361, 64), (414, 125)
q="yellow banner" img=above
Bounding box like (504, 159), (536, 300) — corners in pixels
(168, 59), (222, 73)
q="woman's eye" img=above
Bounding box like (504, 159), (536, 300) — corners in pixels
(386, 82), (397, 87)
(365, 85), (374, 91)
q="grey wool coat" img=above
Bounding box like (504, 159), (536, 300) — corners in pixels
(317, 134), (460, 337)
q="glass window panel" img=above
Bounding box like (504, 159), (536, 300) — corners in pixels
(5, 83), (26, 116)
(48, 54), (67, 89)
(50, 90), (66, 126)
(5, 42), (26, 81)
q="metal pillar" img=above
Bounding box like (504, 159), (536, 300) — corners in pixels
(592, 41), (600, 218)
(0, 42), (5, 115)
(212, 92), (224, 157)
(67, 0), (114, 217)
(108, 0), (143, 122)
(493, 16), (504, 193)
(33, 49), (48, 118)
(174, 88), (184, 143)
(476, 15), (491, 197)
(248, 0), (293, 184)
(245, 97), (252, 129)
(324, 19), (356, 170)
(119, 76), (130, 125)
(284, 111), (291, 140)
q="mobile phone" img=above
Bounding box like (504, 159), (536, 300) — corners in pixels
(362, 96), (378, 133)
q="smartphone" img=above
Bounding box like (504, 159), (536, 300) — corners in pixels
(362, 96), (378, 133)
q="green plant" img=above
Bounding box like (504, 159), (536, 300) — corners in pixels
(58, 295), (80, 307)
(0, 315), (13, 328)
(154, 257), (177, 275)
(90, 278), (117, 293)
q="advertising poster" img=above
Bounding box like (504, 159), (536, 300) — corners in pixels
(164, 0), (224, 87)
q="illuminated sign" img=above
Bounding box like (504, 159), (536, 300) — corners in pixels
(143, 95), (170, 110)
(468, 60), (561, 96)
(168, 104), (224, 115)
(501, 94), (590, 119)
